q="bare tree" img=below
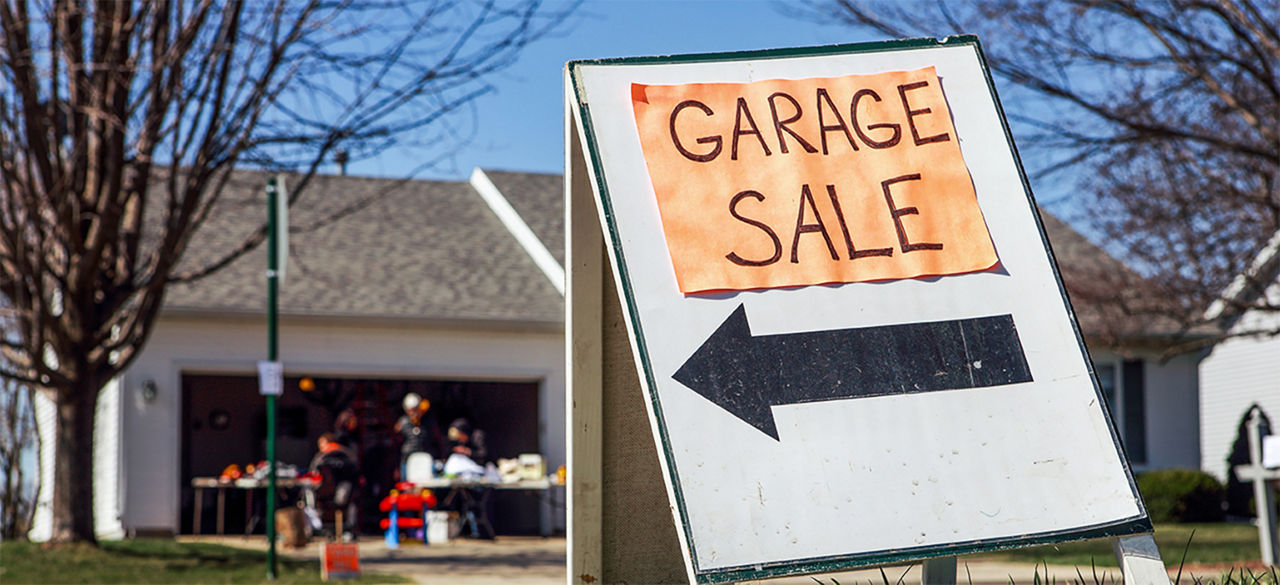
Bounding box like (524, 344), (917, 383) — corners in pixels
(792, 0), (1280, 345)
(0, 374), (37, 541)
(0, 0), (574, 544)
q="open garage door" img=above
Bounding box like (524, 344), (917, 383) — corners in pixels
(181, 374), (542, 536)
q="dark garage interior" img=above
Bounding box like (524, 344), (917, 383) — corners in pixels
(180, 373), (543, 536)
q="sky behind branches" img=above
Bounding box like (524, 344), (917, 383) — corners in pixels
(347, 0), (861, 179)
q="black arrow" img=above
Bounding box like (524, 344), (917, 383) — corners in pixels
(672, 304), (1033, 440)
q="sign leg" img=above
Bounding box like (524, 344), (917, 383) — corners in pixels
(1112, 534), (1170, 585)
(217, 487), (226, 535)
(568, 90), (605, 585)
(921, 557), (957, 585)
(194, 486), (204, 535)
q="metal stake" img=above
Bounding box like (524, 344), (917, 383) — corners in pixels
(265, 177), (281, 579)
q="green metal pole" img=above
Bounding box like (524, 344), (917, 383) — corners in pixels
(266, 178), (280, 580)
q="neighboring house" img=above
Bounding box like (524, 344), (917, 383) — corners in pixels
(30, 168), (1204, 539)
(1039, 212), (1206, 472)
(1199, 230), (1280, 482)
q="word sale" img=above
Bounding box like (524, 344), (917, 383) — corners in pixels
(725, 174), (942, 268)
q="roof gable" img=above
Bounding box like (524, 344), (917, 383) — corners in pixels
(480, 169), (565, 265)
(1204, 229), (1280, 327)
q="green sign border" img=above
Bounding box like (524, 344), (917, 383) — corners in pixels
(568, 35), (1151, 584)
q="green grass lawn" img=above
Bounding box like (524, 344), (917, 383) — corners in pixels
(972, 523), (1263, 568)
(0, 539), (409, 585)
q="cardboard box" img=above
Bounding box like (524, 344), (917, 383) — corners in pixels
(275, 507), (309, 549)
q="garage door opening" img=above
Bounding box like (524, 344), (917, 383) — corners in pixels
(181, 374), (542, 536)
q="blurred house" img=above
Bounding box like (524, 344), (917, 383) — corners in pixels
(1198, 230), (1280, 482)
(1039, 212), (1206, 473)
(31, 168), (1207, 539)
(32, 168), (567, 539)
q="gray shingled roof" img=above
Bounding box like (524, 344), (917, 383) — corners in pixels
(1038, 210), (1192, 345)
(164, 170), (563, 326)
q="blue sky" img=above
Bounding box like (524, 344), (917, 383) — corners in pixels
(347, 0), (870, 180)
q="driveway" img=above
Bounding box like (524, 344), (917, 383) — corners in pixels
(185, 535), (567, 584)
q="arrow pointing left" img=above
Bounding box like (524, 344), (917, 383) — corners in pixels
(672, 304), (1033, 440)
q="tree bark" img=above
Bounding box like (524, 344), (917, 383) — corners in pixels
(48, 382), (98, 545)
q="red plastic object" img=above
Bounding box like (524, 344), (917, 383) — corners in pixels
(378, 491), (436, 512)
(379, 517), (424, 530)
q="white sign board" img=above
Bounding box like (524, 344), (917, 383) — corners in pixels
(258, 360), (283, 396)
(569, 37), (1147, 584)
(1265, 435), (1280, 469)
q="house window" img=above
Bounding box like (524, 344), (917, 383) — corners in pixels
(1121, 359), (1147, 465)
(1097, 363), (1118, 417)
(1094, 359), (1147, 466)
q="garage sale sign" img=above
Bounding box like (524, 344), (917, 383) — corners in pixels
(568, 37), (1149, 584)
(631, 66), (997, 293)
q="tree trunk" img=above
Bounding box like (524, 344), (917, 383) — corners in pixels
(48, 382), (98, 545)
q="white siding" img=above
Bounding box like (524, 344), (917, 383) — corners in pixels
(119, 315), (565, 534)
(1143, 353), (1202, 470)
(94, 380), (125, 538)
(1199, 278), (1280, 481)
(1199, 330), (1280, 481)
(1088, 349), (1202, 472)
(28, 391), (55, 542)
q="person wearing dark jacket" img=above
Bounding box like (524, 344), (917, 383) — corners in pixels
(447, 418), (488, 464)
(332, 409), (359, 449)
(394, 392), (445, 478)
(310, 433), (360, 537)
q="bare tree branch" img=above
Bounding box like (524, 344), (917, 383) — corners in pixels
(797, 0), (1280, 345)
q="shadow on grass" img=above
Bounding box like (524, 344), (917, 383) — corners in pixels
(0, 539), (407, 584)
(363, 549), (564, 569)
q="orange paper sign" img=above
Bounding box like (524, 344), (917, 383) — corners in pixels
(322, 542), (360, 580)
(631, 67), (998, 294)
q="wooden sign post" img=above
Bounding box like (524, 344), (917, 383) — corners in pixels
(567, 37), (1169, 585)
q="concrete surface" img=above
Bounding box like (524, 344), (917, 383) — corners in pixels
(184, 535), (566, 584)
(191, 535), (1239, 584)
